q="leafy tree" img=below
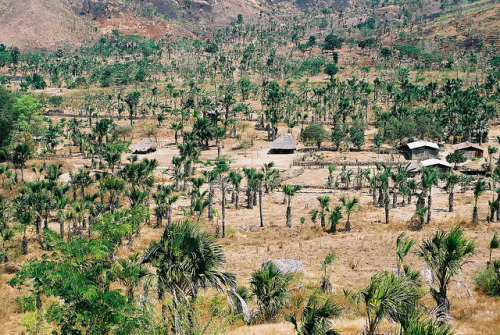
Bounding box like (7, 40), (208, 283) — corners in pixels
(446, 152), (465, 169)
(8, 231), (139, 334)
(323, 34), (344, 60)
(324, 62), (339, 80)
(418, 226), (477, 317)
(301, 124), (329, 149)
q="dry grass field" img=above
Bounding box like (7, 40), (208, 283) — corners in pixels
(1, 117), (500, 334)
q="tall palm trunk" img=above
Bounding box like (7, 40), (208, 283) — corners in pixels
(208, 185), (213, 220)
(259, 186), (264, 228)
(247, 189), (253, 209)
(448, 190), (454, 212)
(426, 189), (432, 225)
(384, 189), (390, 224)
(392, 186), (398, 208)
(473, 198), (479, 223)
(222, 183), (226, 238)
(286, 195), (291, 228)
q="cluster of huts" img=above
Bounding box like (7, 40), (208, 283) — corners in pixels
(404, 140), (484, 173)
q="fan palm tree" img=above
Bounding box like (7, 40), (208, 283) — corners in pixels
(283, 184), (302, 228)
(488, 232), (499, 267)
(140, 220), (236, 321)
(229, 171), (243, 209)
(340, 197), (359, 232)
(287, 293), (341, 335)
(418, 226), (477, 317)
(250, 263), (293, 322)
(328, 206), (343, 233)
(488, 146), (498, 172)
(320, 251), (336, 292)
(355, 271), (419, 335)
(441, 172), (460, 212)
(421, 167), (439, 225)
(396, 233), (416, 277)
(115, 252), (149, 303)
(310, 196), (330, 229)
(473, 178), (487, 223)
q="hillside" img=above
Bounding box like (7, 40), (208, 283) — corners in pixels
(0, 0), (472, 51)
(0, 0), (299, 50)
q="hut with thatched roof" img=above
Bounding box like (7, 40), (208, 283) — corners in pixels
(132, 138), (157, 154)
(269, 133), (297, 154)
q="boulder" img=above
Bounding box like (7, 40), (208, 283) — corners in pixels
(262, 259), (306, 274)
(132, 138), (157, 154)
(420, 267), (433, 284)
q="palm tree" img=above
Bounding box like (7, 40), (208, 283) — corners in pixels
(473, 178), (487, 223)
(418, 226), (477, 317)
(488, 146), (498, 172)
(115, 252), (149, 303)
(250, 263), (293, 322)
(340, 197), (359, 232)
(488, 232), (499, 267)
(243, 168), (262, 210)
(283, 184), (302, 228)
(320, 251), (336, 292)
(328, 206), (343, 233)
(441, 172), (460, 212)
(229, 171), (243, 209)
(355, 271), (419, 335)
(396, 233), (416, 277)
(287, 293), (341, 335)
(327, 164), (336, 188)
(406, 178), (417, 205)
(12, 143), (31, 182)
(421, 167), (439, 225)
(140, 220), (236, 321)
(310, 196), (330, 229)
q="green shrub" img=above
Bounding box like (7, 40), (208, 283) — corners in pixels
(474, 264), (500, 297)
(17, 294), (36, 313)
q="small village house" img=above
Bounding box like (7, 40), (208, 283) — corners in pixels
(452, 141), (484, 159)
(420, 158), (452, 173)
(269, 133), (297, 154)
(405, 141), (439, 160)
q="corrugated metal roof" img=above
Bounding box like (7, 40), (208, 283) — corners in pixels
(420, 159), (452, 168)
(407, 141), (439, 150)
(452, 141), (484, 151)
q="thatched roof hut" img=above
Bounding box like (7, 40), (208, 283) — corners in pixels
(269, 133), (297, 154)
(132, 138), (157, 154)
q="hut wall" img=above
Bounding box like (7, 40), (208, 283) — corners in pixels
(410, 148), (438, 160)
(457, 148), (482, 159)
